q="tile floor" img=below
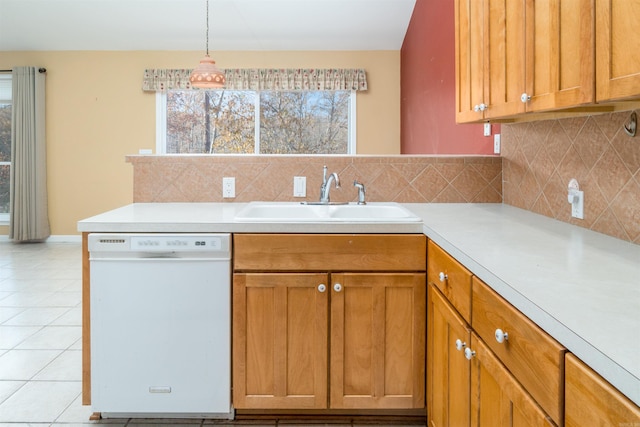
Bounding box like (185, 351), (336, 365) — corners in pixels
(0, 241), (426, 427)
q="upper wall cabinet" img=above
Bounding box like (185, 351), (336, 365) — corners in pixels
(455, 0), (599, 123)
(596, 0), (640, 101)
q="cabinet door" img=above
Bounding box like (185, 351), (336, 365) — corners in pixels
(525, 0), (594, 111)
(233, 273), (328, 409)
(330, 273), (426, 409)
(565, 353), (640, 426)
(469, 333), (556, 427)
(455, 0), (486, 122)
(484, 0), (527, 119)
(427, 284), (471, 427)
(596, 0), (640, 101)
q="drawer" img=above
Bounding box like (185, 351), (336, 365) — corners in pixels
(234, 234), (426, 272)
(472, 277), (566, 424)
(427, 240), (472, 322)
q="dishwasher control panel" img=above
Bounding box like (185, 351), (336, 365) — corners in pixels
(88, 233), (230, 254)
(131, 236), (223, 251)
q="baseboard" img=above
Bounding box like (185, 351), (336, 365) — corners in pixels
(0, 235), (82, 243)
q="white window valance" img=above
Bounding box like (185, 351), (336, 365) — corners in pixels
(142, 68), (368, 92)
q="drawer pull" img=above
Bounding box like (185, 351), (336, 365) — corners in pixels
(464, 347), (476, 360)
(318, 284), (326, 293)
(495, 328), (509, 343)
(455, 339), (466, 351)
(438, 272), (448, 282)
(333, 283), (342, 292)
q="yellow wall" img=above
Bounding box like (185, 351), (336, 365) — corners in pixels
(0, 50), (400, 236)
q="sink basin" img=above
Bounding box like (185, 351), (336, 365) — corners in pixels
(234, 202), (421, 223)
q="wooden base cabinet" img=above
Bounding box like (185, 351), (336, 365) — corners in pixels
(469, 333), (557, 427)
(427, 284), (471, 427)
(427, 284), (556, 427)
(232, 273), (329, 409)
(233, 234), (427, 411)
(565, 353), (640, 426)
(427, 241), (562, 426)
(331, 273), (425, 409)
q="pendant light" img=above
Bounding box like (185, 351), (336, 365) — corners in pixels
(190, 0), (226, 89)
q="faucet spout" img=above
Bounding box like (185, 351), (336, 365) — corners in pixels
(319, 165), (340, 203)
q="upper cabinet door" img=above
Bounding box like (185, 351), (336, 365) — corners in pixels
(596, 0), (640, 101)
(455, 0), (487, 122)
(483, 0), (527, 119)
(525, 0), (595, 111)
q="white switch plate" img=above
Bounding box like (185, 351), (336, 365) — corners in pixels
(484, 123), (492, 137)
(293, 176), (306, 197)
(493, 134), (501, 154)
(222, 177), (235, 198)
(571, 190), (584, 219)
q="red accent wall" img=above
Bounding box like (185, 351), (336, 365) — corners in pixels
(400, 0), (497, 154)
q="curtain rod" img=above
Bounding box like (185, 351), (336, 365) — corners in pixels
(0, 68), (47, 73)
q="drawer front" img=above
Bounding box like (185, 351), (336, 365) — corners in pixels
(472, 277), (566, 424)
(427, 240), (472, 322)
(234, 234), (426, 272)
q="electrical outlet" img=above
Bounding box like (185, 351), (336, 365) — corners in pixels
(494, 134), (501, 154)
(293, 176), (306, 197)
(222, 177), (235, 198)
(484, 123), (492, 137)
(571, 191), (584, 219)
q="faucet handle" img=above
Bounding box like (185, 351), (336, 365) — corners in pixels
(354, 181), (366, 205)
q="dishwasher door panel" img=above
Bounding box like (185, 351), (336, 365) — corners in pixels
(90, 258), (230, 415)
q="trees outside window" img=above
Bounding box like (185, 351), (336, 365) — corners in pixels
(164, 90), (352, 154)
(0, 74), (11, 219)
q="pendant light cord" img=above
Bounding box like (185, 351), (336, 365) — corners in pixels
(205, 0), (209, 55)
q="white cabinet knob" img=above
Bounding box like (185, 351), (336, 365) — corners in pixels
(455, 339), (466, 351)
(318, 284), (326, 293)
(464, 347), (476, 360)
(333, 283), (342, 292)
(439, 272), (448, 282)
(521, 93), (531, 103)
(473, 103), (488, 112)
(495, 328), (509, 343)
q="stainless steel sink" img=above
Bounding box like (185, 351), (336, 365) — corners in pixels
(234, 202), (421, 223)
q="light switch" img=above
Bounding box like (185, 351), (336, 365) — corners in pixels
(294, 176), (306, 197)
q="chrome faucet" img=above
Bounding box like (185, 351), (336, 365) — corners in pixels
(320, 165), (340, 203)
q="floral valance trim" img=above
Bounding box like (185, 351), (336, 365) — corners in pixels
(142, 68), (367, 92)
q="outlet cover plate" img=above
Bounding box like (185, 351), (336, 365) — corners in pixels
(223, 177), (235, 198)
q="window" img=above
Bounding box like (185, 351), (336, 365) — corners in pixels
(157, 90), (355, 154)
(0, 74), (11, 223)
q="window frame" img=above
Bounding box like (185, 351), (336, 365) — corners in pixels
(155, 90), (357, 155)
(0, 74), (11, 224)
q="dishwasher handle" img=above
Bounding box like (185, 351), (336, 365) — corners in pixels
(90, 254), (230, 262)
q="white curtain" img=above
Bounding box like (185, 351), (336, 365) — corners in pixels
(10, 67), (50, 242)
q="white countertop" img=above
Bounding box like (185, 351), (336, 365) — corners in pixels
(78, 202), (640, 406)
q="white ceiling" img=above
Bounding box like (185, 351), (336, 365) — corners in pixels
(0, 0), (417, 51)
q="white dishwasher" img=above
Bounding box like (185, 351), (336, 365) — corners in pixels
(88, 233), (233, 419)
